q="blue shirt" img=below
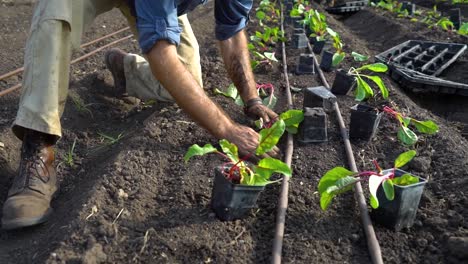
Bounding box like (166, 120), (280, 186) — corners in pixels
(135, 0), (253, 53)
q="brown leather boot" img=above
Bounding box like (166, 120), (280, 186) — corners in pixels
(105, 48), (128, 95)
(1, 130), (57, 230)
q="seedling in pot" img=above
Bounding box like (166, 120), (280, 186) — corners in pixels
(320, 28), (345, 71)
(382, 105), (439, 145)
(185, 109), (304, 186)
(306, 10), (329, 42)
(347, 59), (389, 102)
(318, 150), (420, 210)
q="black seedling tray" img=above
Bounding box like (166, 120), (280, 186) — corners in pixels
(326, 1), (368, 14)
(375, 40), (467, 77)
(303, 86), (337, 112)
(292, 33), (309, 49)
(388, 65), (468, 96)
(296, 54), (315, 75)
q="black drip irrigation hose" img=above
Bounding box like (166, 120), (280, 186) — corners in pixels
(305, 43), (384, 263)
(271, 3), (295, 264)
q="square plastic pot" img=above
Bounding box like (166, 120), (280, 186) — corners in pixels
(313, 40), (331, 54)
(349, 104), (382, 141)
(331, 69), (356, 95)
(296, 54), (315, 75)
(292, 33), (309, 49)
(320, 50), (334, 72)
(401, 2), (415, 16)
(371, 169), (427, 231)
(303, 86), (337, 112)
(449, 8), (461, 30)
(211, 167), (265, 221)
(298, 107), (328, 143)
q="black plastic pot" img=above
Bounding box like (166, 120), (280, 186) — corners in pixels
(401, 2), (415, 16)
(298, 107), (328, 143)
(313, 40), (330, 54)
(293, 19), (304, 30)
(296, 54), (315, 75)
(349, 104), (382, 141)
(320, 50), (334, 72)
(211, 167), (265, 221)
(303, 86), (337, 112)
(449, 8), (461, 30)
(289, 16), (301, 26)
(331, 69), (356, 95)
(371, 169), (427, 231)
(292, 33), (309, 49)
(294, 28), (305, 35)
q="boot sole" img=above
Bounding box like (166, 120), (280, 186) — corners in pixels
(1, 208), (53, 230)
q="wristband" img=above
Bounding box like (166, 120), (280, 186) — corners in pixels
(243, 98), (263, 115)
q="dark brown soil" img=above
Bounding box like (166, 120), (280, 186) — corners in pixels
(0, 1), (467, 264)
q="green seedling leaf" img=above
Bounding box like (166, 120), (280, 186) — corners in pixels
(280, 109), (304, 134)
(356, 76), (374, 101)
(184, 143), (217, 162)
(332, 52), (346, 67)
(394, 150), (417, 168)
(219, 139), (239, 163)
(370, 195), (379, 209)
(264, 52), (278, 62)
(459, 23), (468, 35)
(362, 75), (389, 99)
(256, 11), (266, 20)
(411, 119), (439, 134)
(254, 157), (292, 185)
(318, 167), (355, 210)
(263, 93), (278, 109)
(355, 77), (367, 101)
(392, 173), (419, 186)
(357, 63), (388, 73)
(351, 51), (369, 62)
(325, 176), (359, 194)
(369, 174), (390, 209)
(256, 119), (286, 156)
(397, 126), (418, 145)
(382, 179), (395, 200)
(255, 118), (264, 130)
(214, 84), (238, 101)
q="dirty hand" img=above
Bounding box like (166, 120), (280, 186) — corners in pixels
(224, 123), (280, 160)
(244, 98), (279, 124)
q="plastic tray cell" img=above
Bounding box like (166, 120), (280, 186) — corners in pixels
(326, 0), (368, 14)
(375, 40), (467, 77)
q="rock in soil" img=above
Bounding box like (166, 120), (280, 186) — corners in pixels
(447, 237), (468, 259)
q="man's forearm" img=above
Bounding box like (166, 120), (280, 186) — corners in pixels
(219, 30), (258, 103)
(146, 41), (233, 139)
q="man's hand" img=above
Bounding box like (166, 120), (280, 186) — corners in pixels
(244, 98), (279, 124)
(225, 124), (280, 159)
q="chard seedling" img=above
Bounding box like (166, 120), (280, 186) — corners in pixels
(326, 28), (345, 67)
(185, 110), (304, 186)
(383, 106), (439, 145)
(306, 10), (329, 41)
(256, 0), (280, 26)
(347, 55), (389, 101)
(318, 150), (420, 210)
(214, 83), (278, 109)
(459, 23), (468, 35)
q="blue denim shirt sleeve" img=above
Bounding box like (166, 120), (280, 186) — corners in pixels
(135, 0), (182, 54)
(215, 0), (253, 41)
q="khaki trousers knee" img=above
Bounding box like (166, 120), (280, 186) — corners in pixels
(13, 0), (203, 140)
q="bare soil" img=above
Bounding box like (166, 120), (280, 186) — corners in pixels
(0, 1), (467, 264)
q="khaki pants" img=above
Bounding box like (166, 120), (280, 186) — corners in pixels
(12, 0), (203, 140)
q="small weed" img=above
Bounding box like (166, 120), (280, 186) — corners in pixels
(64, 138), (77, 167)
(98, 131), (125, 145)
(71, 95), (94, 118)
